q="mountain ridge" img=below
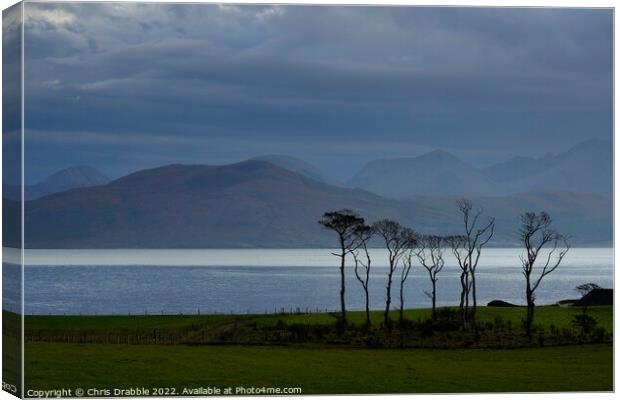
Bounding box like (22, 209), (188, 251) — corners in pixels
(348, 139), (611, 198)
(348, 149), (498, 198)
(4, 165), (110, 201)
(250, 155), (341, 186)
(480, 138), (612, 195)
(19, 160), (611, 248)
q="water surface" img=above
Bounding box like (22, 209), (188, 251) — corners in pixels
(2, 248), (612, 315)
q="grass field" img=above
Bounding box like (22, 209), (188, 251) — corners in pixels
(23, 305), (614, 333)
(11, 306), (615, 394)
(3, 335), (21, 396)
(2, 311), (22, 397)
(25, 343), (613, 393)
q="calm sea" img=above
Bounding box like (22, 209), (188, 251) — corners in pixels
(2, 248), (613, 315)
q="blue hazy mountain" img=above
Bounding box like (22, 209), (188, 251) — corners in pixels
(22, 161), (405, 248)
(19, 160), (610, 248)
(481, 139), (612, 196)
(348, 150), (499, 198)
(250, 155), (341, 186)
(4, 166), (110, 201)
(348, 140), (611, 199)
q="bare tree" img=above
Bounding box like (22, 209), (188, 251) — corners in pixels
(398, 250), (415, 324)
(575, 283), (601, 298)
(446, 234), (471, 326)
(573, 282), (600, 335)
(456, 199), (495, 333)
(352, 224), (374, 327)
(519, 211), (570, 337)
(319, 210), (365, 324)
(414, 235), (446, 319)
(373, 219), (416, 330)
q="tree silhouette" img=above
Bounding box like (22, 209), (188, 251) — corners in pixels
(455, 199), (494, 333)
(445, 234), (471, 326)
(319, 210), (365, 325)
(352, 224), (374, 327)
(373, 219), (416, 330)
(519, 211), (570, 337)
(575, 283), (601, 297)
(414, 235), (446, 319)
(399, 250), (415, 324)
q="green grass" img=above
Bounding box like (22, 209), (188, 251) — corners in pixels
(20, 306), (613, 348)
(24, 305), (613, 332)
(3, 335), (22, 396)
(17, 306), (614, 394)
(2, 310), (22, 397)
(25, 343), (612, 394)
(24, 313), (233, 331)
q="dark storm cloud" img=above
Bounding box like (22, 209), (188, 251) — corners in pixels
(22, 3), (612, 182)
(3, 4), (23, 185)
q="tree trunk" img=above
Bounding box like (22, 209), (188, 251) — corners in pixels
(399, 279), (405, 324)
(384, 268), (394, 330)
(465, 274), (469, 309)
(460, 271), (469, 327)
(459, 271), (466, 324)
(526, 301), (535, 337)
(431, 279), (437, 320)
(526, 281), (534, 337)
(339, 241), (347, 325)
(471, 271), (478, 335)
(364, 286), (370, 327)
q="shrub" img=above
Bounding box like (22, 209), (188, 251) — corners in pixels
(549, 324), (558, 335)
(572, 312), (597, 337)
(415, 320), (435, 338)
(589, 327), (608, 343)
(431, 308), (461, 332)
(493, 316), (506, 332)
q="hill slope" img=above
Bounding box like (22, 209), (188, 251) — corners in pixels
(24, 161), (407, 248)
(482, 139), (612, 196)
(22, 161), (611, 248)
(4, 166), (110, 201)
(251, 155), (341, 186)
(348, 150), (498, 198)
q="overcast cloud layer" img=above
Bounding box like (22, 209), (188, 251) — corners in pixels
(22, 3), (612, 182)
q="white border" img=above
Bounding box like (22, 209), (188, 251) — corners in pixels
(20, 1), (24, 397)
(0, 2), (616, 400)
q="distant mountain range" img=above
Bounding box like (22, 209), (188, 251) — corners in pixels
(348, 149), (497, 198)
(2, 139), (611, 248)
(6, 158), (609, 248)
(349, 139), (612, 198)
(3, 166), (110, 200)
(21, 161), (408, 248)
(250, 155), (342, 186)
(481, 138), (612, 196)
(13, 138), (606, 202)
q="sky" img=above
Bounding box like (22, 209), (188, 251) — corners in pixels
(19, 3), (613, 183)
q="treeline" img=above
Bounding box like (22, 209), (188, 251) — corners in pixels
(319, 198), (570, 337)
